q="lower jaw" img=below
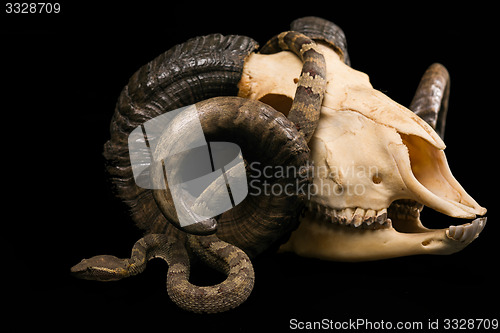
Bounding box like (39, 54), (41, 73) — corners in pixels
(279, 210), (485, 262)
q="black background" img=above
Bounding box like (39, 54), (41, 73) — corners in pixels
(6, 1), (498, 331)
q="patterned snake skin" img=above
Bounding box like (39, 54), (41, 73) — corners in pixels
(71, 27), (327, 313)
(260, 31), (327, 142)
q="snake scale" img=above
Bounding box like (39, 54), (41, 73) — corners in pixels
(260, 31), (327, 142)
(71, 26), (328, 313)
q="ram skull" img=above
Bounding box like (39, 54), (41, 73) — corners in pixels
(238, 40), (486, 261)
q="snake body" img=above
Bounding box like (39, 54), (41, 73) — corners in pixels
(72, 26), (328, 313)
(72, 225), (254, 313)
(260, 31), (326, 142)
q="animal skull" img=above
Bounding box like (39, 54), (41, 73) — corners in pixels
(238, 43), (487, 261)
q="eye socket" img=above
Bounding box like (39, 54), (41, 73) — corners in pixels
(259, 93), (293, 116)
(372, 174), (382, 184)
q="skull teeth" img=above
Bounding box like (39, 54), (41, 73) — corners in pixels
(446, 217), (487, 243)
(387, 199), (423, 220)
(307, 202), (391, 230)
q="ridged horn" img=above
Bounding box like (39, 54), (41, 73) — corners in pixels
(409, 63), (450, 138)
(290, 16), (351, 65)
(103, 34), (259, 234)
(152, 96), (311, 257)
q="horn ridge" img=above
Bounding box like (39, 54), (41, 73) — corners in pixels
(290, 16), (351, 66)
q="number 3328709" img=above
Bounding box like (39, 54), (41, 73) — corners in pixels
(5, 3), (60, 14)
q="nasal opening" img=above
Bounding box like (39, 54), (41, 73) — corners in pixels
(399, 134), (486, 217)
(401, 134), (461, 203)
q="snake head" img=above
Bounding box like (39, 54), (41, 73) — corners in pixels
(70, 255), (130, 281)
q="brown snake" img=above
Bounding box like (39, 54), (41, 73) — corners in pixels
(71, 30), (327, 313)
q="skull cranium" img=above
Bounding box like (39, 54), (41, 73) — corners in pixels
(238, 43), (487, 261)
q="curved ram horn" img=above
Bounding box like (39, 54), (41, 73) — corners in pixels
(290, 16), (351, 66)
(156, 31), (326, 254)
(153, 96), (311, 257)
(409, 63), (450, 138)
(103, 34), (259, 234)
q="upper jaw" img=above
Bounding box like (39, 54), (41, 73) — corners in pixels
(306, 202), (391, 230)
